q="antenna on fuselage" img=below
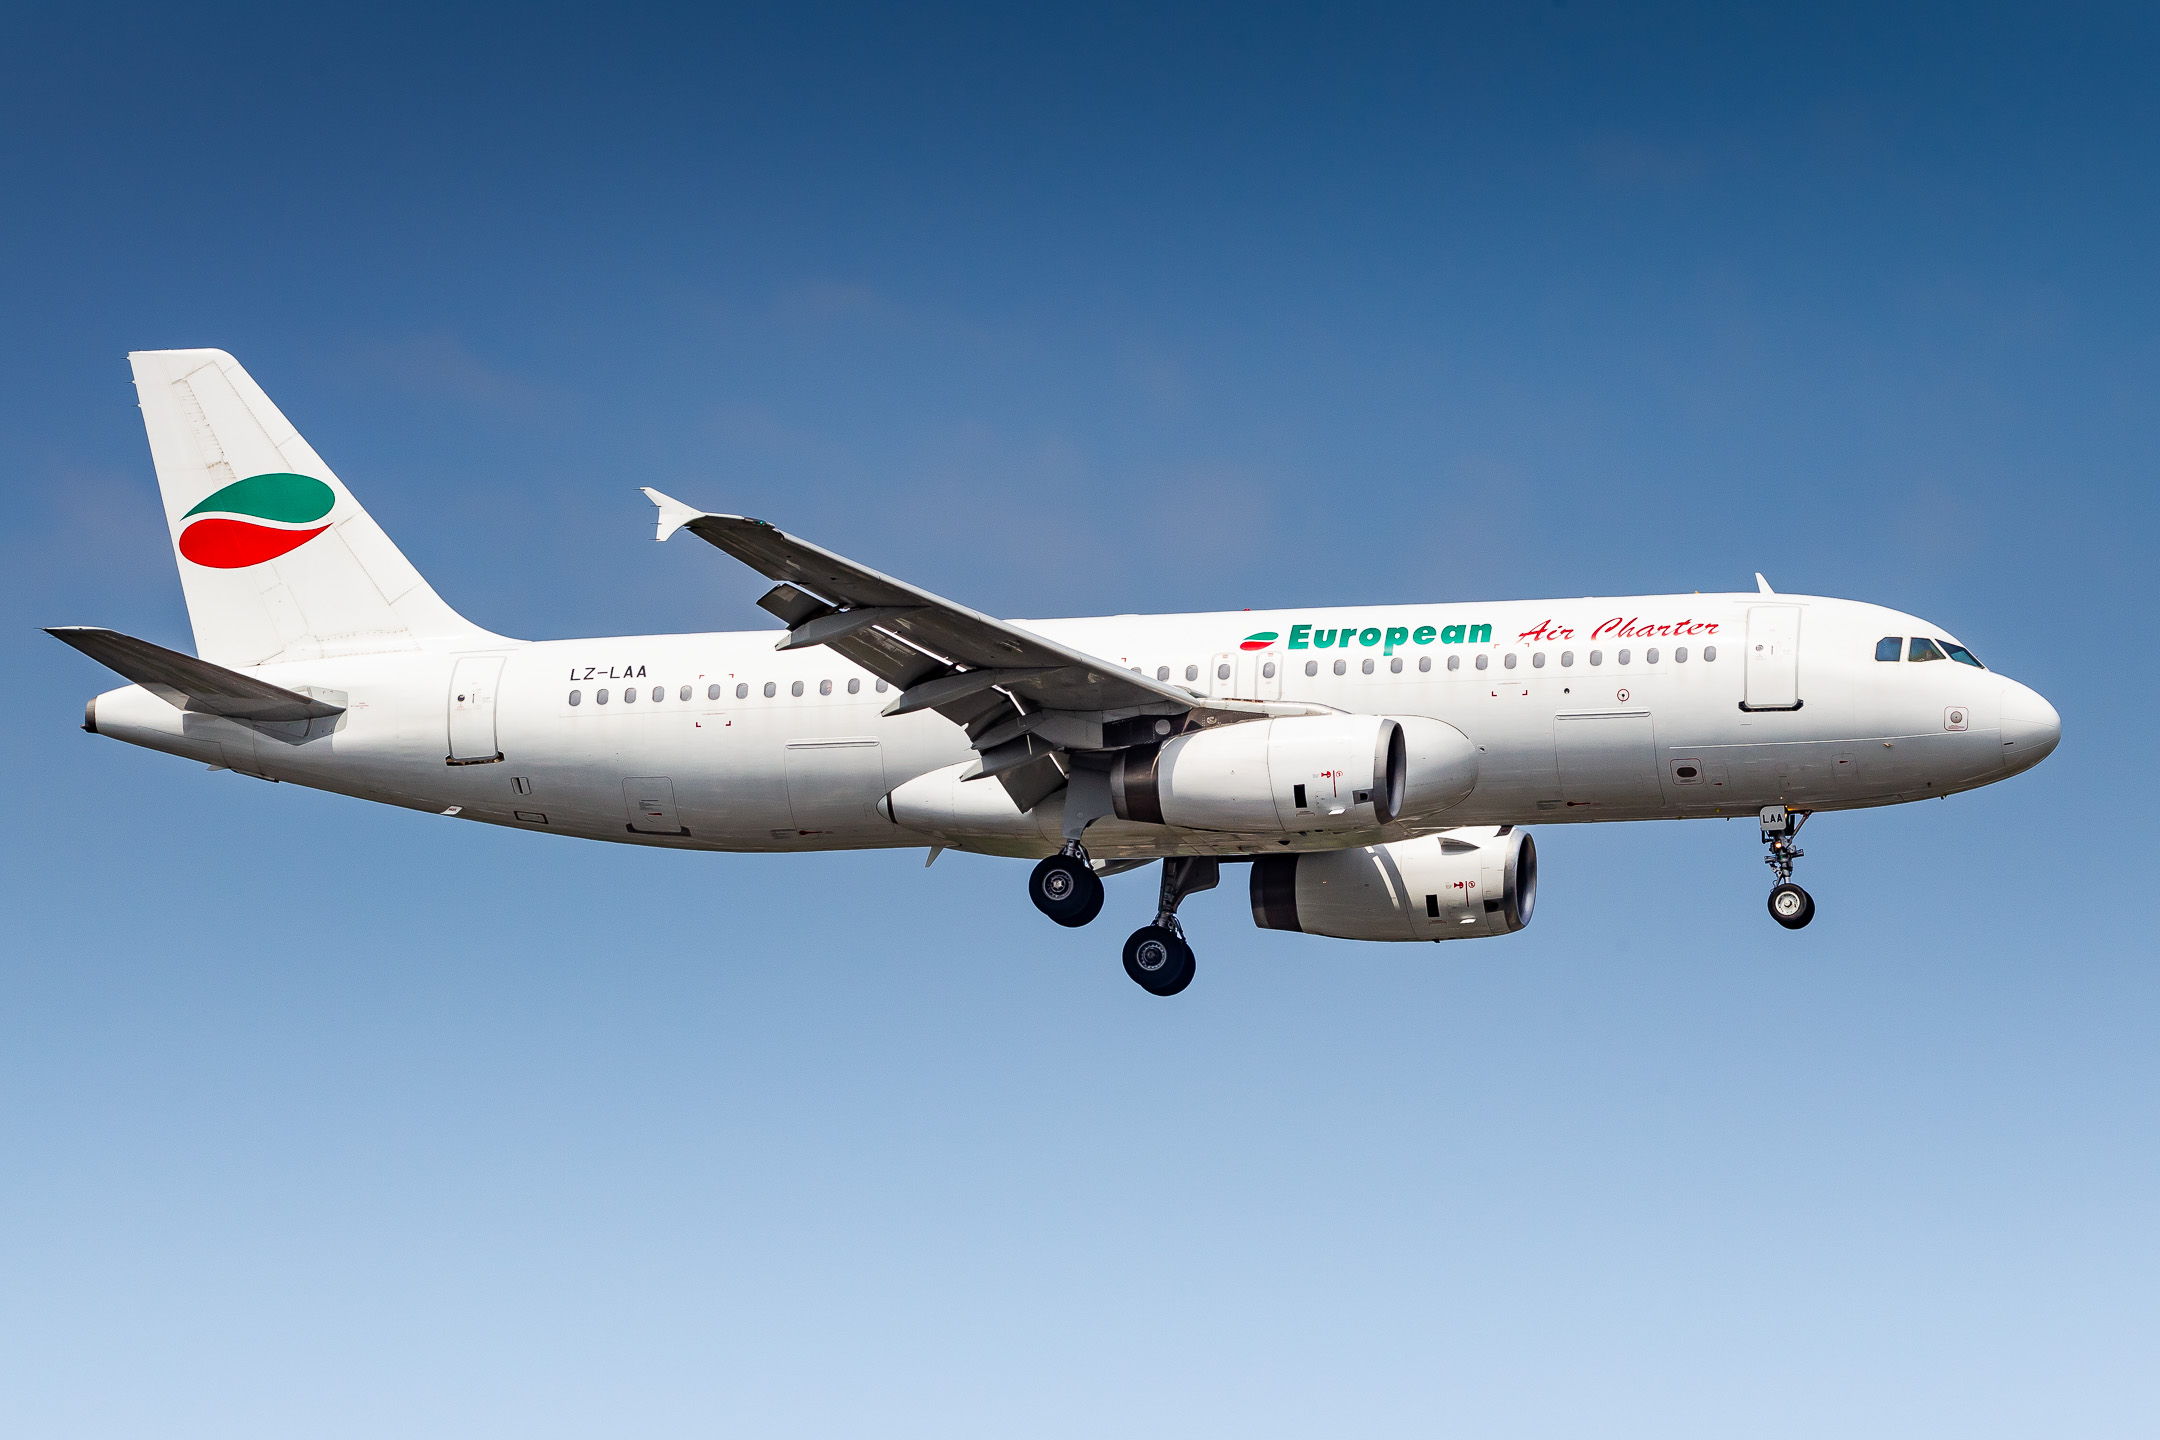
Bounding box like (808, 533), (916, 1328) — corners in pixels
(1755, 573), (1775, 594)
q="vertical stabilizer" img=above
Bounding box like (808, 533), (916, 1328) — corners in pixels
(130, 348), (498, 666)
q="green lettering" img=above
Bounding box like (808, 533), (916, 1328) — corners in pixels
(1467, 623), (1492, 644)
(1288, 623), (1312, 650)
(1413, 625), (1437, 645)
(1383, 626), (1409, 655)
(1440, 624), (1465, 645)
(1358, 627), (1382, 647)
(1314, 628), (1338, 649)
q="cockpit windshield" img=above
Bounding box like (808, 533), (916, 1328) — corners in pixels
(1875, 637), (1902, 661)
(1907, 637), (1946, 662)
(1942, 641), (1985, 669)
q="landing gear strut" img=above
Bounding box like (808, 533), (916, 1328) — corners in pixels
(1030, 842), (1106, 928)
(1123, 857), (1218, 996)
(1760, 806), (1815, 930)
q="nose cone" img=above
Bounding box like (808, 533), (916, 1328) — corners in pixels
(1999, 680), (2061, 774)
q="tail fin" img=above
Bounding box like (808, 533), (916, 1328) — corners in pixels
(130, 348), (498, 666)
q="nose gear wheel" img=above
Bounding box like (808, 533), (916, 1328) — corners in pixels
(1759, 807), (1815, 929)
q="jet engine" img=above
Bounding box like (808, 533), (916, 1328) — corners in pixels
(1111, 714), (1478, 835)
(1249, 826), (1536, 941)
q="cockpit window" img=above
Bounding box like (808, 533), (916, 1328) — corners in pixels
(1942, 642), (1985, 669)
(1908, 637), (1946, 663)
(1875, 637), (1902, 662)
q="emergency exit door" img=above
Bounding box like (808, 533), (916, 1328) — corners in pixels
(1743, 606), (1802, 711)
(447, 656), (505, 763)
(1208, 650), (1283, 701)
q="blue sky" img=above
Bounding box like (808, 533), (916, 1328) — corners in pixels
(2, 5), (2154, 1436)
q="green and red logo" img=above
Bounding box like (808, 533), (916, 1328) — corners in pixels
(178, 473), (336, 569)
(1239, 630), (1279, 651)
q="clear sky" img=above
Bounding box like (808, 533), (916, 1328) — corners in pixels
(2, 5), (2153, 1436)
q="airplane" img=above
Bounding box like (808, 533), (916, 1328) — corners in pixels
(52, 349), (2062, 996)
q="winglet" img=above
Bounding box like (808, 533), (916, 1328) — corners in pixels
(641, 487), (706, 543)
(1755, 572), (1775, 594)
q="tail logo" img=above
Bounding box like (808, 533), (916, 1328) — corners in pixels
(177, 473), (336, 569)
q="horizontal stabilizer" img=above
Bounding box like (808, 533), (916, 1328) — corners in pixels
(47, 627), (344, 722)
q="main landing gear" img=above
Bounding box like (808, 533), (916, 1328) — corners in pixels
(1028, 841), (1218, 996)
(1029, 843), (1105, 928)
(1122, 857), (1219, 997)
(1760, 806), (1815, 930)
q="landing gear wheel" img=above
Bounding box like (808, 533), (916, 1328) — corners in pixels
(1768, 882), (1815, 930)
(1030, 854), (1105, 928)
(1122, 925), (1196, 996)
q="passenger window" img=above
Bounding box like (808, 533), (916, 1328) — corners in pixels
(1156, 666), (1170, 681)
(1305, 660), (1319, 676)
(680, 685), (692, 701)
(1876, 636), (1903, 662)
(1333, 659), (1347, 676)
(568, 690), (582, 706)
(735, 683), (748, 699)
(1474, 654), (1488, 671)
(791, 680), (805, 696)
(1388, 657), (1402, 673)
(1908, 637), (1946, 662)
(1645, 648), (1659, 665)
(1185, 664), (1199, 682)
(1943, 643), (1985, 669)
(1617, 649), (1631, 665)
(623, 686), (637, 703)
(848, 677), (861, 693)
(876, 680), (888, 692)
(1361, 658), (1375, 674)
(1703, 645), (1717, 662)
(596, 688), (610, 705)
(1418, 656), (1431, 672)
(654, 686), (665, 702)
(1675, 647), (1688, 663)
(1446, 655), (1459, 671)
(763, 682), (776, 698)
(819, 679), (833, 695)
(1217, 663), (1231, 680)
(1589, 649), (1603, 666)
(1560, 651), (1573, 667)
(1263, 661), (1277, 678)
(1503, 653), (1517, 670)
(707, 684), (721, 700)
(1531, 652), (1545, 668)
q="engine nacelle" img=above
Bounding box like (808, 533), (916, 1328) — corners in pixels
(1249, 827), (1536, 942)
(1111, 714), (1477, 835)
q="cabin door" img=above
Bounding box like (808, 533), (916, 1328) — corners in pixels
(1744, 606), (1802, 710)
(447, 656), (505, 764)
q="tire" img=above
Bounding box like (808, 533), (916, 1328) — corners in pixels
(1031, 854), (1106, 928)
(1768, 882), (1815, 930)
(1123, 926), (1196, 996)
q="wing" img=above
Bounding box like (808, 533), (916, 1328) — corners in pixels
(645, 489), (1269, 811)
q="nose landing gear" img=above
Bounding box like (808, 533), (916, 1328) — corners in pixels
(1122, 856), (1218, 996)
(1760, 806), (1815, 929)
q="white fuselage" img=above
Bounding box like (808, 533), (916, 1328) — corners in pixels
(86, 591), (2059, 858)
